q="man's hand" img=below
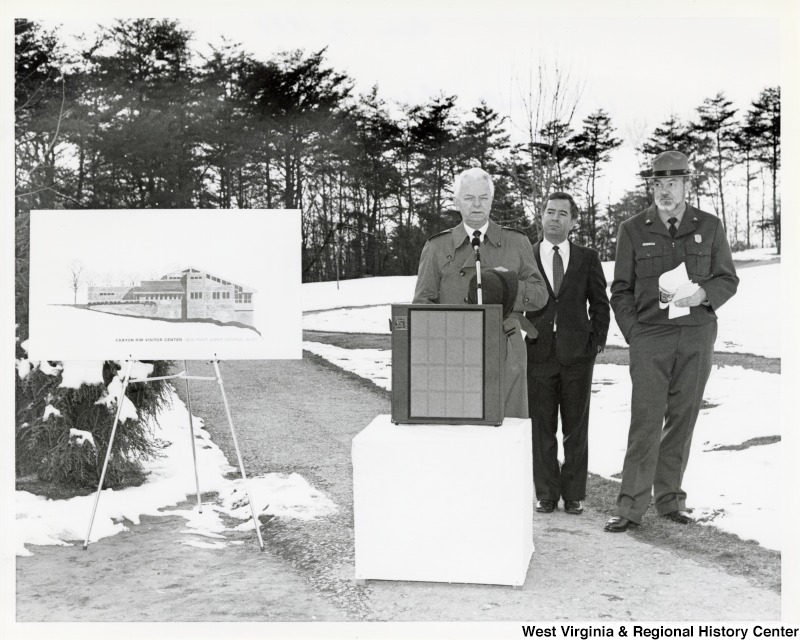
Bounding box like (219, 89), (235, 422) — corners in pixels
(673, 286), (707, 308)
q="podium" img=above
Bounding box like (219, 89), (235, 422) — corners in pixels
(352, 415), (534, 586)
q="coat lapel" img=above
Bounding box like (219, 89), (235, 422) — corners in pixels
(533, 242), (555, 298)
(642, 204), (672, 238)
(558, 241), (585, 291)
(457, 220), (504, 270)
(674, 205), (701, 239)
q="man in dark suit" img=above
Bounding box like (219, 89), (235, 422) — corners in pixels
(525, 192), (610, 515)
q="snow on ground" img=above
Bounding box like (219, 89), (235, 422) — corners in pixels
(303, 275), (416, 312)
(18, 254), (781, 555)
(303, 341), (392, 390)
(600, 261), (780, 358)
(589, 364), (781, 551)
(299, 260), (783, 550)
(299, 247), (776, 314)
(299, 341), (782, 550)
(303, 262), (780, 359)
(305, 305), (396, 334)
(730, 246), (780, 262)
(58, 361), (106, 388)
(16, 386), (337, 556)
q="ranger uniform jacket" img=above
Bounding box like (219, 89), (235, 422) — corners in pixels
(610, 204), (739, 341)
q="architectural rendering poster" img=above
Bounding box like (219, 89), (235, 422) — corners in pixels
(27, 209), (302, 360)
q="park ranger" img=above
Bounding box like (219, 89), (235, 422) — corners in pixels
(604, 150), (739, 533)
(412, 167), (548, 418)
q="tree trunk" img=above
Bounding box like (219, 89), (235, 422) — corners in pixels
(771, 141), (779, 253)
(745, 150), (751, 249)
(760, 168), (765, 248)
(716, 131), (727, 233)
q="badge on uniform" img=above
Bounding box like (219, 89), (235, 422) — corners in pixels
(694, 234), (702, 243)
(643, 242), (655, 246)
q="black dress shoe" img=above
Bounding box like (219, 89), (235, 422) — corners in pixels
(662, 510), (693, 524)
(563, 500), (583, 515)
(604, 516), (638, 532)
(535, 499), (556, 513)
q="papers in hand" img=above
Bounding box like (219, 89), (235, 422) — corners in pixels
(658, 262), (699, 319)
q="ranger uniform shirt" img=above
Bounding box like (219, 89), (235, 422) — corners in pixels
(610, 204), (739, 340)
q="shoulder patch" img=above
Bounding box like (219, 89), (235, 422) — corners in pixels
(425, 229), (452, 243)
(501, 226), (529, 237)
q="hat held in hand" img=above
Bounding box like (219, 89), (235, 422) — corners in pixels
(467, 268), (518, 318)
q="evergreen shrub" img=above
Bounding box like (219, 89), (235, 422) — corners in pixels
(15, 360), (173, 490)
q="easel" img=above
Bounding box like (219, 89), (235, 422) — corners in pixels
(83, 359), (265, 551)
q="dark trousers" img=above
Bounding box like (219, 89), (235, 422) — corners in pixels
(614, 322), (716, 523)
(528, 350), (595, 502)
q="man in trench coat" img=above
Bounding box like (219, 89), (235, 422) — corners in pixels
(412, 167), (548, 418)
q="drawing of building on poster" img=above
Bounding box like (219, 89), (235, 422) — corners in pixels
(27, 209), (301, 361)
(86, 266), (257, 328)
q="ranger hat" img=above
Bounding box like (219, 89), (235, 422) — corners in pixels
(643, 150), (700, 179)
(467, 268), (518, 318)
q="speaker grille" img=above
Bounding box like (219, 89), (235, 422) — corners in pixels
(409, 309), (483, 419)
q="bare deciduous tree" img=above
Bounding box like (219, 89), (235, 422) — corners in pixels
(507, 59), (584, 232)
(68, 260), (83, 304)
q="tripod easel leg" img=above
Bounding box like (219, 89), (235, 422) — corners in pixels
(184, 360), (202, 512)
(212, 360), (265, 551)
(83, 360), (134, 550)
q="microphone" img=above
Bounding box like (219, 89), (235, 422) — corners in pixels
(471, 231), (482, 304)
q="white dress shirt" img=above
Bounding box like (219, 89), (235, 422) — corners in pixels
(540, 237), (571, 289)
(541, 238), (570, 332)
(463, 222), (489, 245)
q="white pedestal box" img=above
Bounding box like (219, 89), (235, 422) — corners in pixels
(352, 415), (534, 586)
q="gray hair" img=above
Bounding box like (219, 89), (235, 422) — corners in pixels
(453, 167), (495, 199)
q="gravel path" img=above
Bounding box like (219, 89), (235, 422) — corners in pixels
(171, 355), (780, 622)
(16, 352), (782, 623)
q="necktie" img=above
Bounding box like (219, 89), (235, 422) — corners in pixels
(472, 229), (481, 245)
(552, 245), (564, 295)
(668, 217), (678, 239)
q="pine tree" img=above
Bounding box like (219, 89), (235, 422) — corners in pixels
(567, 109), (622, 245)
(408, 94), (460, 236)
(748, 87), (780, 252)
(459, 102), (521, 226)
(639, 115), (709, 207)
(82, 19), (199, 208)
(602, 189), (652, 261)
(732, 113), (762, 249)
(195, 39), (261, 209)
(693, 92), (738, 236)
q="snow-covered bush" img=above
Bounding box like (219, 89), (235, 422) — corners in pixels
(15, 358), (173, 490)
